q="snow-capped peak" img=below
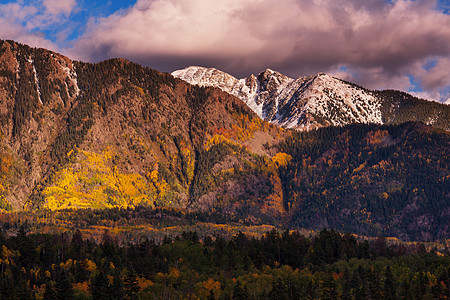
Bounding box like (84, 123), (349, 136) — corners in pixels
(172, 66), (383, 130)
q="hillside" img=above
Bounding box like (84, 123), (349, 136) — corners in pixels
(173, 66), (449, 131)
(179, 121), (449, 241)
(0, 40), (281, 211)
(277, 122), (449, 240)
(0, 40), (448, 241)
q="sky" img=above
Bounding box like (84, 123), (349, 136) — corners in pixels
(0, 0), (449, 103)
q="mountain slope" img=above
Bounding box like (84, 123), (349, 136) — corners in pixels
(277, 122), (449, 240)
(172, 66), (449, 131)
(0, 40), (281, 211)
(378, 89), (450, 130)
(0, 40), (448, 241)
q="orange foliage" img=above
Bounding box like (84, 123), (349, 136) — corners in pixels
(137, 277), (153, 290)
(271, 153), (292, 167)
(73, 282), (90, 298)
(212, 113), (265, 142)
(366, 130), (389, 147)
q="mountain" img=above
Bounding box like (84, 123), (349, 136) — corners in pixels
(0, 40), (448, 241)
(172, 66), (449, 131)
(277, 122), (449, 240)
(0, 39), (281, 211)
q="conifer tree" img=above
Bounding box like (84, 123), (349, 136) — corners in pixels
(91, 270), (110, 300)
(111, 270), (124, 300)
(232, 281), (249, 300)
(55, 269), (74, 300)
(383, 265), (396, 300)
(43, 281), (58, 300)
(124, 268), (140, 299)
(342, 268), (351, 300)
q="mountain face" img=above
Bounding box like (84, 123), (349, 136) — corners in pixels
(0, 40), (281, 211)
(0, 40), (448, 241)
(172, 66), (449, 131)
(278, 122), (449, 241)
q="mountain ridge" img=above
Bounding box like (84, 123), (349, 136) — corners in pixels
(172, 66), (449, 131)
(0, 40), (448, 241)
(0, 39), (280, 211)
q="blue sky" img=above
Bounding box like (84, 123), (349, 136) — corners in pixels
(0, 0), (449, 103)
(43, 0), (135, 42)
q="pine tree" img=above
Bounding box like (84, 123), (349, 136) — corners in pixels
(207, 289), (216, 300)
(350, 269), (362, 299)
(342, 268), (351, 300)
(321, 271), (338, 300)
(368, 267), (382, 299)
(232, 281), (249, 300)
(110, 270), (124, 300)
(68, 229), (84, 260)
(55, 269), (74, 300)
(15, 278), (33, 300)
(124, 268), (140, 300)
(91, 270), (110, 300)
(383, 265), (396, 300)
(269, 278), (288, 300)
(43, 281), (58, 300)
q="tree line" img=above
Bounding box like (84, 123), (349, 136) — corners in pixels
(0, 226), (448, 299)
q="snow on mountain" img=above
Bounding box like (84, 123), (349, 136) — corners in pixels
(172, 66), (382, 130)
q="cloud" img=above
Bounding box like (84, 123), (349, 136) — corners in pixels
(0, 0), (78, 51)
(0, 0), (448, 103)
(70, 0), (450, 102)
(410, 57), (450, 102)
(0, 2), (56, 48)
(42, 0), (77, 16)
(0, 21), (58, 51)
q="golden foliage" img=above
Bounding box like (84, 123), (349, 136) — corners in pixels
(271, 153), (292, 167)
(211, 113), (266, 143)
(43, 148), (158, 210)
(352, 163), (365, 174)
(137, 277), (153, 290)
(0, 152), (13, 211)
(195, 278), (221, 299)
(204, 134), (240, 151)
(366, 130), (390, 147)
(85, 260), (96, 273)
(73, 282), (90, 298)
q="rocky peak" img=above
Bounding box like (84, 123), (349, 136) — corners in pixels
(173, 66), (449, 131)
(257, 69), (293, 94)
(173, 66), (385, 130)
(0, 41), (18, 72)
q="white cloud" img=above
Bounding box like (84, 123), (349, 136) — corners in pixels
(0, 2), (56, 49)
(0, 0), (79, 51)
(42, 0), (77, 16)
(414, 57), (450, 92)
(0, 21), (58, 50)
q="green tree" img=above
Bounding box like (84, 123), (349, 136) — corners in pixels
(124, 268), (140, 300)
(43, 281), (58, 300)
(321, 271), (338, 300)
(91, 270), (110, 300)
(55, 269), (74, 300)
(269, 278), (289, 300)
(111, 270), (124, 300)
(232, 281), (249, 300)
(383, 265), (396, 300)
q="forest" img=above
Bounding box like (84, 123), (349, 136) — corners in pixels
(277, 122), (449, 240)
(0, 41), (449, 299)
(0, 226), (448, 299)
(0, 40), (449, 242)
